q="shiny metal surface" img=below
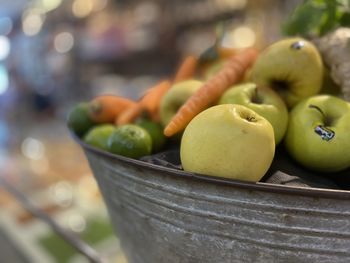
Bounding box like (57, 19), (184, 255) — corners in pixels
(79, 138), (350, 263)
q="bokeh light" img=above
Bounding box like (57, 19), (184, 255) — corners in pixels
(50, 181), (74, 207)
(91, 0), (108, 12)
(68, 213), (86, 233)
(22, 9), (45, 36)
(72, 0), (93, 18)
(54, 32), (74, 53)
(222, 26), (256, 49)
(21, 137), (45, 160)
(0, 65), (9, 95)
(0, 36), (10, 60)
(40, 0), (62, 12)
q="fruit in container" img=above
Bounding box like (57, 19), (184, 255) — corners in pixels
(83, 124), (116, 151)
(249, 37), (323, 108)
(88, 95), (136, 124)
(159, 79), (203, 127)
(67, 102), (95, 137)
(116, 80), (172, 126)
(135, 118), (167, 153)
(202, 59), (226, 80)
(164, 48), (258, 137)
(219, 82), (289, 144)
(180, 104), (275, 182)
(108, 124), (152, 159)
(285, 94), (350, 172)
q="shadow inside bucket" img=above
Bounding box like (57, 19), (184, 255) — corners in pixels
(139, 143), (349, 191)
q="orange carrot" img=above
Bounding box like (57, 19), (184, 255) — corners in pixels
(218, 47), (237, 59)
(88, 95), (136, 123)
(173, 56), (198, 83)
(115, 104), (144, 126)
(164, 48), (259, 137)
(140, 80), (171, 120)
(115, 80), (171, 125)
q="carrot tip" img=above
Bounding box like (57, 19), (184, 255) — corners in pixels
(164, 125), (176, 137)
(163, 129), (171, 137)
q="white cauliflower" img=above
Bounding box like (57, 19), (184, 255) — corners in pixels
(312, 27), (350, 101)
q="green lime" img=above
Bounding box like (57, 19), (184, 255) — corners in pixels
(67, 103), (95, 137)
(135, 118), (167, 153)
(83, 124), (116, 151)
(108, 124), (152, 159)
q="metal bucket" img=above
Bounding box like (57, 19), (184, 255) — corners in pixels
(77, 137), (350, 263)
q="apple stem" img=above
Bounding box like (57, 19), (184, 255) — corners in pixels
(309, 104), (333, 127)
(252, 87), (263, 104)
(246, 116), (257, 122)
(309, 104), (326, 118)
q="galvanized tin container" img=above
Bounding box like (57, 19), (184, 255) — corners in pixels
(78, 138), (350, 263)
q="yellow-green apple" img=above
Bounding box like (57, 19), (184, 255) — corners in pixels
(202, 59), (226, 80)
(285, 95), (350, 172)
(249, 37), (323, 107)
(159, 79), (203, 127)
(219, 82), (288, 144)
(180, 104), (275, 182)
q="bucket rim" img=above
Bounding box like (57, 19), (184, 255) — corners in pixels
(71, 131), (350, 200)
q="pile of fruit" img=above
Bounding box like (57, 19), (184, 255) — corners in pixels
(68, 36), (350, 183)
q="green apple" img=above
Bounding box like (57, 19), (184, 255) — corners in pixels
(180, 104), (275, 182)
(159, 79), (203, 127)
(219, 82), (288, 144)
(249, 37), (323, 108)
(285, 95), (350, 172)
(202, 59), (226, 80)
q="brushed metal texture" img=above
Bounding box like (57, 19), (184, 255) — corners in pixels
(79, 140), (350, 263)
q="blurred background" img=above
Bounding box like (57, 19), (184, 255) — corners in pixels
(0, 0), (301, 262)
